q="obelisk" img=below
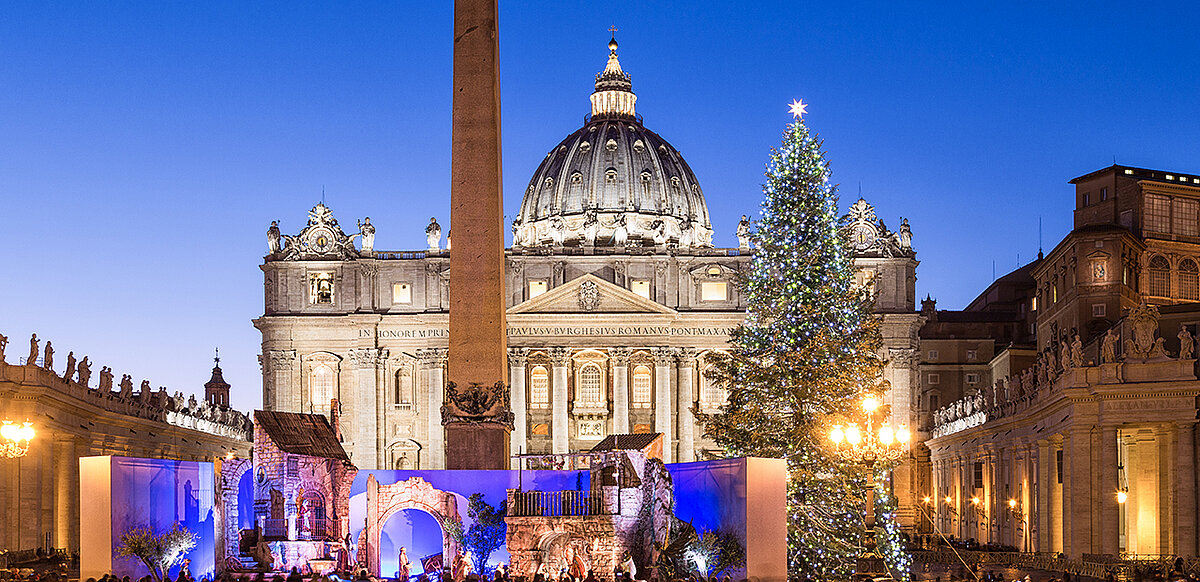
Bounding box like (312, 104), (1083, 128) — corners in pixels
(443, 0), (511, 469)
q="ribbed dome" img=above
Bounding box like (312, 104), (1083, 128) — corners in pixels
(512, 39), (713, 249)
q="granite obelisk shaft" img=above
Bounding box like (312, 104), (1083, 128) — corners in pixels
(445, 0), (510, 469)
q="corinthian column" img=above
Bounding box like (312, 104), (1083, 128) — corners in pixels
(550, 347), (571, 454)
(652, 347), (676, 463)
(676, 348), (697, 463)
(349, 348), (386, 470)
(509, 348), (529, 455)
(419, 348), (448, 469)
(610, 348), (631, 434)
(264, 350), (297, 412)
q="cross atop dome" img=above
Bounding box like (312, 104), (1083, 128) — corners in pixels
(591, 32), (636, 119)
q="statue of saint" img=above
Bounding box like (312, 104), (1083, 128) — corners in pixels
(425, 217), (442, 251)
(679, 215), (695, 247)
(77, 357), (92, 387)
(898, 218), (913, 252)
(611, 214), (628, 246)
(1180, 325), (1195, 360)
(549, 217), (566, 246)
(446, 230), (451, 250)
(100, 367), (113, 391)
(0, 333), (7, 363)
(511, 219), (523, 247)
(736, 215), (752, 250)
(357, 217), (375, 255)
(1059, 338), (1072, 369)
(581, 210), (598, 246)
(1070, 334), (1084, 367)
(1101, 329), (1119, 363)
(267, 221), (282, 254)
(43, 341), (54, 372)
(27, 334), (38, 366)
(120, 374), (134, 397)
(64, 352), (77, 383)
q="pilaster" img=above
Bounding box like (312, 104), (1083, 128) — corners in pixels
(349, 347), (387, 470)
(1177, 422), (1198, 557)
(509, 348), (529, 455)
(418, 348), (448, 469)
(652, 347), (675, 463)
(265, 350), (297, 412)
(549, 347), (571, 454)
(610, 348), (631, 435)
(676, 348), (697, 462)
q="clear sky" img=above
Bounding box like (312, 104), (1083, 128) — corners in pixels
(2, 1), (1198, 413)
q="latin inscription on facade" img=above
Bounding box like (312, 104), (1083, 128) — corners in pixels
(360, 326), (736, 339)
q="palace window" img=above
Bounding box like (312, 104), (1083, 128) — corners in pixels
(530, 366), (549, 409)
(1093, 304), (1107, 318)
(309, 272), (334, 305)
(632, 365), (652, 408)
(1180, 259), (1200, 301)
(394, 369), (411, 406)
(1145, 194), (1171, 233)
(528, 280), (548, 299)
(929, 394), (939, 410)
(579, 364), (603, 404)
(1149, 255), (1171, 297)
(1176, 198), (1200, 237)
(966, 349), (977, 361)
(928, 350), (939, 361)
(700, 281), (727, 301)
(965, 373), (980, 385)
(311, 364), (334, 409)
(392, 282), (412, 304)
(927, 373), (940, 385)
(631, 280), (651, 299)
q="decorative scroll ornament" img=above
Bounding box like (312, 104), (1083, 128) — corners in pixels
(441, 381), (514, 427)
(577, 280), (601, 311)
(1124, 301), (1170, 361)
(271, 203), (362, 261)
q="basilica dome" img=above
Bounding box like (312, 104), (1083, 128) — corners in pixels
(513, 38), (713, 249)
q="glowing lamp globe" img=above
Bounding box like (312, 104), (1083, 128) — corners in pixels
(1008, 498), (1018, 509)
(896, 426), (911, 443)
(1117, 490), (1128, 504)
(861, 396), (880, 413)
(845, 424), (862, 445)
(830, 426), (845, 444)
(878, 425), (894, 445)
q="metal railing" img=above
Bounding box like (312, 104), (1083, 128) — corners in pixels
(509, 490), (611, 517)
(298, 518), (337, 541)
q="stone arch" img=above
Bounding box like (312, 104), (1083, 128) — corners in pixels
(365, 475), (460, 577)
(216, 457), (253, 573)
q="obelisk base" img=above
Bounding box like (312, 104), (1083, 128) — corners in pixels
(445, 423), (510, 469)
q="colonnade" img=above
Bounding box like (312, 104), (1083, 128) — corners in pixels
(929, 421), (1198, 559)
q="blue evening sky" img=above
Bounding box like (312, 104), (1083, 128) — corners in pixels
(2, 2), (1197, 412)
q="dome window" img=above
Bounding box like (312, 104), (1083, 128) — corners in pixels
(640, 171), (651, 183)
(670, 177), (682, 191)
(633, 139), (645, 153)
(605, 138), (618, 152)
(658, 145), (668, 154)
(571, 172), (583, 185)
(605, 169), (618, 184)
(578, 141), (591, 153)
(544, 177), (554, 190)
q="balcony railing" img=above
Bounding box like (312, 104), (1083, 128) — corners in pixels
(509, 490), (612, 517)
(298, 517), (337, 541)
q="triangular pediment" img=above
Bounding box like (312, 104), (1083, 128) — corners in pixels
(508, 273), (676, 315)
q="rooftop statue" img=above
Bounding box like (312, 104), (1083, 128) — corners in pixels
(43, 341), (54, 372)
(64, 351), (76, 383)
(1101, 329), (1119, 363)
(267, 220), (282, 254)
(736, 215), (751, 250)
(0, 333), (6, 363)
(426, 217), (442, 251)
(1180, 325), (1195, 360)
(358, 217), (375, 256)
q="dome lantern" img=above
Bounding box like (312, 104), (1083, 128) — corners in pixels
(590, 35), (636, 119)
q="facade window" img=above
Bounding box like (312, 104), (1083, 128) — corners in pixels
(632, 365), (652, 408)
(1082, 193), (1090, 206)
(530, 366), (549, 408)
(1145, 194), (1171, 233)
(1031, 296), (1038, 311)
(700, 281), (728, 301)
(965, 373), (980, 385)
(928, 350), (939, 360)
(311, 364), (334, 409)
(579, 365), (602, 404)
(1180, 259), (1200, 301)
(309, 272), (334, 305)
(1149, 255), (1171, 297)
(528, 280), (548, 299)
(1101, 187), (1108, 201)
(966, 349), (977, 361)
(631, 280), (651, 299)
(929, 394), (939, 410)
(700, 368), (727, 408)
(973, 462), (984, 489)
(928, 373), (940, 385)
(1176, 198), (1200, 237)
(1093, 303), (1107, 318)
(392, 282), (412, 304)
(394, 369), (411, 405)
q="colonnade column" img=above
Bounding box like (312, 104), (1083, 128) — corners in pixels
(652, 347), (675, 463)
(1037, 440), (1051, 552)
(508, 348), (528, 455)
(350, 348), (386, 470)
(419, 348), (448, 469)
(550, 347), (571, 454)
(676, 348), (696, 463)
(610, 348), (631, 435)
(1064, 428), (1094, 559)
(1099, 426), (1120, 556)
(1176, 422), (1198, 557)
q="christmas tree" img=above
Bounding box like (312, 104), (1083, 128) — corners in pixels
(700, 100), (901, 580)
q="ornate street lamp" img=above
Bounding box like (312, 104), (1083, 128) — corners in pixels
(0, 420), (35, 458)
(828, 395), (911, 572)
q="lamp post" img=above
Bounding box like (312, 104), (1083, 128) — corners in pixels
(0, 420), (35, 458)
(829, 395), (911, 572)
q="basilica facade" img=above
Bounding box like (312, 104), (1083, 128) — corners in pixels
(253, 40), (922, 488)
